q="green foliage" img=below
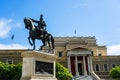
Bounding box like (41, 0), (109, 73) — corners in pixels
(109, 66), (120, 79)
(0, 61), (73, 80)
(56, 62), (73, 80)
(12, 63), (22, 80)
(0, 62), (22, 80)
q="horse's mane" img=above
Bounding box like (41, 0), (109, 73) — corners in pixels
(27, 18), (35, 30)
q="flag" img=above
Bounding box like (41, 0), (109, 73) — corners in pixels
(11, 34), (14, 40)
(74, 29), (76, 34)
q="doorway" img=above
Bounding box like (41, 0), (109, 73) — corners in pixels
(78, 63), (83, 75)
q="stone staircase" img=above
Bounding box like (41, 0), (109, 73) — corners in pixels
(72, 75), (97, 80)
(31, 77), (57, 80)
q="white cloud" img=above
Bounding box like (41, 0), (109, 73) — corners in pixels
(0, 44), (27, 49)
(107, 44), (120, 55)
(14, 22), (22, 28)
(0, 18), (12, 38)
(0, 18), (22, 38)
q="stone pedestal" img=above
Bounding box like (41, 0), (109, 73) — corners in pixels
(20, 51), (57, 80)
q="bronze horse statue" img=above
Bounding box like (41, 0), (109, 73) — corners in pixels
(24, 18), (54, 52)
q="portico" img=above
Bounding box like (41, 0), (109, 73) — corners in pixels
(67, 48), (93, 76)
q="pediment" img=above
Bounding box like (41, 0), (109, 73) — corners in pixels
(66, 45), (90, 51)
(67, 46), (92, 56)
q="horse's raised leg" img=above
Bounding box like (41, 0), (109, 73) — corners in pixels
(32, 38), (35, 50)
(28, 37), (36, 50)
(28, 37), (33, 46)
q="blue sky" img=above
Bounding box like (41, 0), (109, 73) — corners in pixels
(0, 0), (120, 55)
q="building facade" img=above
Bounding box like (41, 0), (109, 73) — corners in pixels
(0, 36), (120, 79)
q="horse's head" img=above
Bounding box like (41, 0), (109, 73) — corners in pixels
(24, 18), (29, 29)
(24, 18), (33, 30)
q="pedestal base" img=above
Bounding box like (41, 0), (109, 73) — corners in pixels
(20, 51), (57, 80)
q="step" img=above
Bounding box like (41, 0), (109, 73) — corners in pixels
(72, 75), (97, 80)
(31, 77), (57, 80)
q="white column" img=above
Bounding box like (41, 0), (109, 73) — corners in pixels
(90, 56), (93, 72)
(75, 56), (79, 76)
(83, 56), (87, 76)
(87, 56), (90, 75)
(67, 56), (71, 74)
(53, 60), (56, 78)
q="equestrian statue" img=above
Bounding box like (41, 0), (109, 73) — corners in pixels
(24, 14), (55, 52)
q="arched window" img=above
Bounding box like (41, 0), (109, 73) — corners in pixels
(103, 64), (109, 71)
(95, 64), (100, 71)
(7, 60), (13, 64)
(58, 51), (62, 57)
(111, 64), (116, 68)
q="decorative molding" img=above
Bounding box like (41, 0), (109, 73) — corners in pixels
(21, 51), (56, 60)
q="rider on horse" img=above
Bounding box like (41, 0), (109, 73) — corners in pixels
(30, 14), (47, 38)
(24, 16), (55, 51)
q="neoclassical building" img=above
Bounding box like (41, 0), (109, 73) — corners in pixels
(0, 36), (120, 79)
(54, 37), (120, 79)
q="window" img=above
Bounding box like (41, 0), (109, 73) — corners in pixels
(103, 64), (108, 71)
(95, 64), (100, 71)
(58, 51), (62, 57)
(7, 60), (13, 64)
(98, 53), (102, 56)
(112, 64), (116, 68)
(91, 51), (93, 56)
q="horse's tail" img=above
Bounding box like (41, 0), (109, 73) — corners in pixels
(50, 35), (55, 49)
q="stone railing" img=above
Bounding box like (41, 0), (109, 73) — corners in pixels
(91, 71), (101, 80)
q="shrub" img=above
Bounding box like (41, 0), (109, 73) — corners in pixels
(0, 62), (22, 80)
(109, 66), (120, 79)
(12, 63), (22, 80)
(0, 61), (73, 80)
(56, 62), (73, 80)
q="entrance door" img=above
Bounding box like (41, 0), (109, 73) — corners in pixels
(78, 63), (83, 75)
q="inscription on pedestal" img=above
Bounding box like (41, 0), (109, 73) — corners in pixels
(35, 61), (53, 74)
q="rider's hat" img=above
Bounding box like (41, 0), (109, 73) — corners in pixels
(40, 14), (43, 17)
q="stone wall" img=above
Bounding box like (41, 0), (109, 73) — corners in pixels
(92, 56), (120, 78)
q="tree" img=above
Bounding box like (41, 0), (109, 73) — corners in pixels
(109, 66), (120, 79)
(56, 62), (73, 80)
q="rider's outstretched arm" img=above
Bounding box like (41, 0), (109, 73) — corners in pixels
(30, 18), (39, 23)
